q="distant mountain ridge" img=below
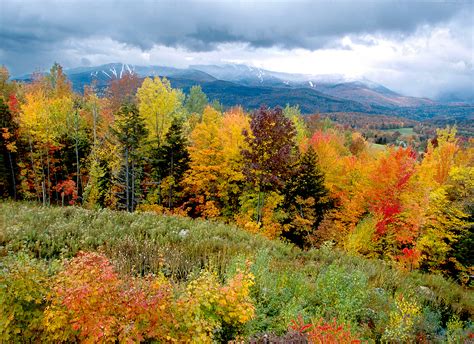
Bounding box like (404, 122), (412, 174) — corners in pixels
(13, 63), (473, 120)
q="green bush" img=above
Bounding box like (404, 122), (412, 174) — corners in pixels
(312, 264), (369, 324)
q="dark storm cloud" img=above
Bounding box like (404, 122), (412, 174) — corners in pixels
(1, 0), (472, 101)
(1, 0), (468, 54)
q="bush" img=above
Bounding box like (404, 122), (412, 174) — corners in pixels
(290, 315), (361, 343)
(312, 264), (369, 325)
(24, 251), (255, 343)
(0, 253), (54, 342)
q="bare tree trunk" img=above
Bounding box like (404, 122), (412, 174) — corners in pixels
(131, 158), (135, 212)
(46, 151), (51, 206)
(75, 137), (80, 197)
(28, 137), (41, 202)
(256, 191), (264, 224)
(125, 148), (130, 212)
(7, 151), (16, 199)
(42, 181), (46, 206)
(74, 112), (81, 201)
(92, 102), (97, 145)
(168, 152), (174, 208)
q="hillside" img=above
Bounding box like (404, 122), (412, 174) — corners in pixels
(1, 202), (473, 342)
(14, 63), (474, 120)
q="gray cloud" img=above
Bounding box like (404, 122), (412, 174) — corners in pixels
(1, 1), (469, 65)
(0, 0), (472, 100)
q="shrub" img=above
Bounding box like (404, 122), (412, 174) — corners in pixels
(290, 315), (361, 343)
(42, 251), (255, 343)
(1, 202), (473, 342)
(43, 251), (176, 342)
(178, 264), (255, 342)
(312, 264), (369, 324)
(0, 253), (53, 342)
(382, 294), (422, 342)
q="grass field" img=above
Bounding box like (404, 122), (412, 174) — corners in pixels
(381, 127), (415, 135)
(369, 143), (387, 151)
(1, 201), (473, 342)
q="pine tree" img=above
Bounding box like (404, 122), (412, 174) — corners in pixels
(153, 118), (190, 208)
(111, 103), (148, 212)
(282, 146), (330, 247)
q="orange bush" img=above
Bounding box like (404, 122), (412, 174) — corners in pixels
(290, 316), (361, 344)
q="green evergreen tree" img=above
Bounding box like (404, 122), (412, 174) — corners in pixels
(111, 103), (148, 212)
(282, 146), (330, 247)
(153, 118), (190, 208)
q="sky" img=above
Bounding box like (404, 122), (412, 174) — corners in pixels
(0, 0), (473, 100)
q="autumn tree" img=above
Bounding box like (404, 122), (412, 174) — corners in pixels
(283, 104), (308, 147)
(415, 129), (473, 281)
(107, 72), (141, 114)
(46, 62), (72, 97)
(18, 65), (75, 204)
(137, 76), (184, 148)
(182, 106), (224, 218)
(0, 66), (17, 100)
(81, 86), (115, 209)
(218, 107), (251, 216)
(0, 98), (18, 198)
(242, 106), (296, 223)
(137, 76), (185, 205)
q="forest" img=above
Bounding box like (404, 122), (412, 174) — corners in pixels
(0, 63), (473, 342)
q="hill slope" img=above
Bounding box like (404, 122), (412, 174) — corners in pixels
(14, 63), (474, 119)
(1, 202), (472, 341)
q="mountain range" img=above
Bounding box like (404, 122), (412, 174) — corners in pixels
(15, 63), (473, 121)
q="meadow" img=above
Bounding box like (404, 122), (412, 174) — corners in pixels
(1, 201), (472, 342)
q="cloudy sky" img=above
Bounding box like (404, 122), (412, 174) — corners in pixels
(1, 0), (473, 100)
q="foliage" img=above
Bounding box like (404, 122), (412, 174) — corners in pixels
(185, 85), (208, 116)
(282, 146), (330, 247)
(43, 251), (176, 342)
(0, 250), (255, 343)
(137, 76), (184, 147)
(0, 253), (52, 342)
(110, 102), (148, 211)
(1, 62), (474, 340)
(382, 294), (422, 342)
(290, 316), (361, 344)
(242, 106), (295, 224)
(1, 202), (473, 342)
(312, 264), (369, 325)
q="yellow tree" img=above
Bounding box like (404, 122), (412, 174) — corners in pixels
(137, 77), (184, 147)
(415, 129), (473, 280)
(182, 106), (224, 218)
(18, 67), (74, 204)
(21, 96), (75, 203)
(283, 104), (309, 147)
(218, 107), (250, 215)
(418, 127), (458, 186)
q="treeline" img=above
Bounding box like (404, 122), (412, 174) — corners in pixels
(0, 64), (472, 283)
